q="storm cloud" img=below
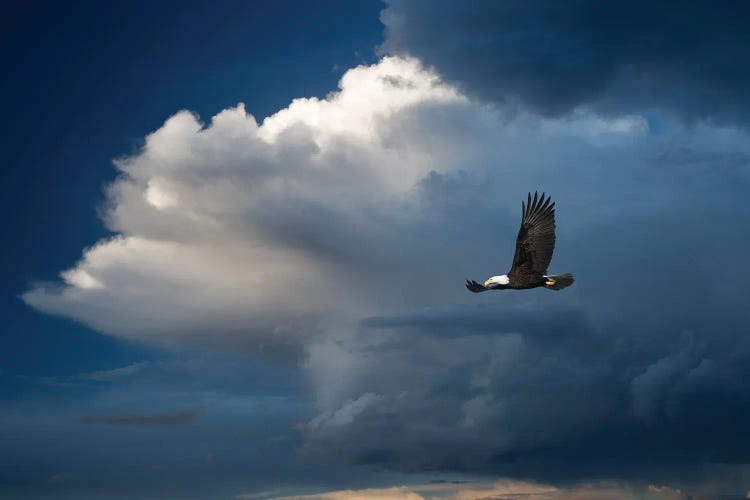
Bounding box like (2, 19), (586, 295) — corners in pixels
(381, 0), (750, 124)
(22, 52), (750, 493)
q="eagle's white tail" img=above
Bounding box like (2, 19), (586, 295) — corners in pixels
(544, 273), (575, 290)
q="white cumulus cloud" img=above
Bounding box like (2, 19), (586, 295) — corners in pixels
(23, 56), (468, 355)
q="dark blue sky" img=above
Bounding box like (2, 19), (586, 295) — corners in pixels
(4, 1), (750, 499)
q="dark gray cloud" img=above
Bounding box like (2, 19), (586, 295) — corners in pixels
(80, 408), (199, 427)
(304, 301), (750, 485)
(299, 111), (750, 489)
(308, 298), (750, 480)
(381, 0), (750, 123)
(361, 303), (589, 342)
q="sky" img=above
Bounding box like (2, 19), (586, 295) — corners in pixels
(3, 1), (750, 499)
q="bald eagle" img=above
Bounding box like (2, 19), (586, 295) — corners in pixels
(466, 192), (574, 293)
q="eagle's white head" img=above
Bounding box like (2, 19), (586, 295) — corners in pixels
(484, 275), (510, 287)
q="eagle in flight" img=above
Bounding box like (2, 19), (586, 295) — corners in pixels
(466, 192), (574, 293)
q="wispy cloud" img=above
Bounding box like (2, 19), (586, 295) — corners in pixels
(236, 490), (287, 500)
(249, 480), (691, 500)
(81, 361), (150, 381)
(46, 472), (68, 484)
(80, 408), (199, 427)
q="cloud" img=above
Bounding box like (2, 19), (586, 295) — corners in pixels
(80, 408), (199, 427)
(258, 480), (691, 500)
(21, 55), (750, 490)
(268, 486), (424, 500)
(22, 56), (465, 358)
(236, 489), (286, 500)
(380, 0), (750, 124)
(81, 361), (150, 381)
(46, 472), (67, 484)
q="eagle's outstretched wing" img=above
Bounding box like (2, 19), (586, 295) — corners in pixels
(508, 192), (556, 280)
(465, 279), (488, 293)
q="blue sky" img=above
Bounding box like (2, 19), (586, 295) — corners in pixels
(4, 1), (750, 499)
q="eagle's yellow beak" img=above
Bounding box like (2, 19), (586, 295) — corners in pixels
(484, 279), (493, 287)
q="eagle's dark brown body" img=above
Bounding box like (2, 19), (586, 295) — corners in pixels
(503, 276), (548, 290)
(466, 192), (574, 293)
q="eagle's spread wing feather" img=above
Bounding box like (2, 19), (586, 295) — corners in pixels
(508, 191), (556, 280)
